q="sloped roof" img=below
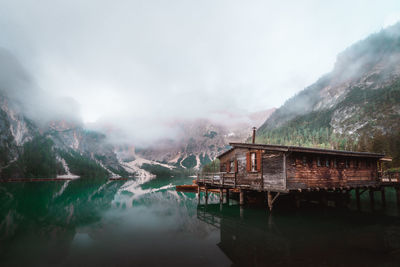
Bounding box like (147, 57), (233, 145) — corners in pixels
(217, 142), (385, 159)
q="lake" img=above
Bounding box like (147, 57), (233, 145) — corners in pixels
(1, 176), (400, 267)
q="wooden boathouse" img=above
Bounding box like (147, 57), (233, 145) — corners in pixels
(197, 132), (398, 210)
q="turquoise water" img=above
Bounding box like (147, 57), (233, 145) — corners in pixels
(1, 177), (400, 266)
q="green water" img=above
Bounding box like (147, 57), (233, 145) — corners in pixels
(1, 177), (400, 267)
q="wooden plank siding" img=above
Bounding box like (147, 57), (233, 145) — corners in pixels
(219, 148), (263, 190)
(286, 152), (379, 190)
(262, 151), (285, 191)
(207, 143), (385, 193)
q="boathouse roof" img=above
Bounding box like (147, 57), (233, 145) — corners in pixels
(217, 142), (385, 159)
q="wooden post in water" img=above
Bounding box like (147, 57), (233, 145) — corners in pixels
(369, 189), (375, 210)
(381, 187), (386, 207)
(197, 186), (201, 204)
(219, 188), (223, 203)
(355, 188), (361, 210)
(396, 187), (400, 208)
(267, 191), (273, 211)
(226, 189), (230, 205)
(239, 190), (245, 206)
(205, 188), (209, 205)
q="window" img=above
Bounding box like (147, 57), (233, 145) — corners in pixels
(345, 159), (349, 168)
(317, 157), (321, 167)
(230, 161), (234, 173)
(246, 151), (261, 172)
(366, 160), (371, 168)
(302, 156), (307, 166)
(325, 158), (330, 167)
(333, 159), (337, 168)
(251, 152), (257, 172)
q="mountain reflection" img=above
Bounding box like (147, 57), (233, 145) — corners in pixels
(197, 203), (400, 267)
(3, 179), (400, 267)
(0, 179), (126, 266)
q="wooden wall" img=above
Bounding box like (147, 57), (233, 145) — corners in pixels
(262, 152), (285, 191)
(219, 148), (263, 190)
(286, 152), (378, 190)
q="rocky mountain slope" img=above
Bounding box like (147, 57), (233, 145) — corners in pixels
(0, 49), (131, 179)
(136, 109), (275, 170)
(257, 23), (400, 166)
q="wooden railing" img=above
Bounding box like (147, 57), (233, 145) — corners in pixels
(379, 171), (400, 183)
(197, 172), (237, 187)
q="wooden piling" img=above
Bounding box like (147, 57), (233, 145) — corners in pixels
(219, 188), (223, 203)
(267, 191), (273, 211)
(396, 187), (400, 208)
(381, 187), (386, 207)
(197, 186), (201, 204)
(369, 189), (375, 210)
(355, 188), (361, 210)
(205, 188), (209, 205)
(226, 189), (230, 204)
(240, 190), (245, 206)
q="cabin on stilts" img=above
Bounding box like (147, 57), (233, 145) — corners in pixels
(197, 129), (398, 210)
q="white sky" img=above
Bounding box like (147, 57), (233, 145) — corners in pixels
(0, 0), (399, 142)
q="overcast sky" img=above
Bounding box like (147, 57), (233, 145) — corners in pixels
(0, 0), (400, 143)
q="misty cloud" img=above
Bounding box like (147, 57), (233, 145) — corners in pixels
(0, 0), (399, 144)
(0, 48), (82, 126)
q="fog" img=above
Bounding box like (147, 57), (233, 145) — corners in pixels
(0, 0), (399, 143)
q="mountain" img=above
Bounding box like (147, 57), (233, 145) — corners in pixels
(257, 22), (400, 167)
(136, 109), (275, 170)
(0, 49), (132, 179)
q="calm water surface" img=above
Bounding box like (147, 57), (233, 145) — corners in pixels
(1, 176), (400, 267)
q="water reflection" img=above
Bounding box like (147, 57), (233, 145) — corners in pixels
(0, 178), (227, 267)
(2, 178), (400, 267)
(197, 203), (400, 267)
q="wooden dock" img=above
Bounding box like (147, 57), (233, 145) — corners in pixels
(196, 171), (400, 210)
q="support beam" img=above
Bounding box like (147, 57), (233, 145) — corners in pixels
(205, 188), (209, 205)
(381, 187), (386, 207)
(197, 186), (201, 204)
(219, 188), (223, 203)
(267, 191), (273, 211)
(369, 189), (375, 210)
(355, 188), (361, 210)
(240, 190), (245, 206)
(396, 187), (400, 208)
(267, 191), (280, 211)
(226, 189), (230, 205)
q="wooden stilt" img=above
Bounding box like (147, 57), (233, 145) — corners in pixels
(267, 191), (273, 211)
(381, 187), (386, 207)
(197, 186), (201, 204)
(240, 190), (245, 206)
(356, 188), (361, 210)
(226, 189), (230, 204)
(267, 191), (280, 211)
(396, 187), (400, 208)
(205, 188), (209, 205)
(219, 188), (223, 203)
(369, 189), (375, 210)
